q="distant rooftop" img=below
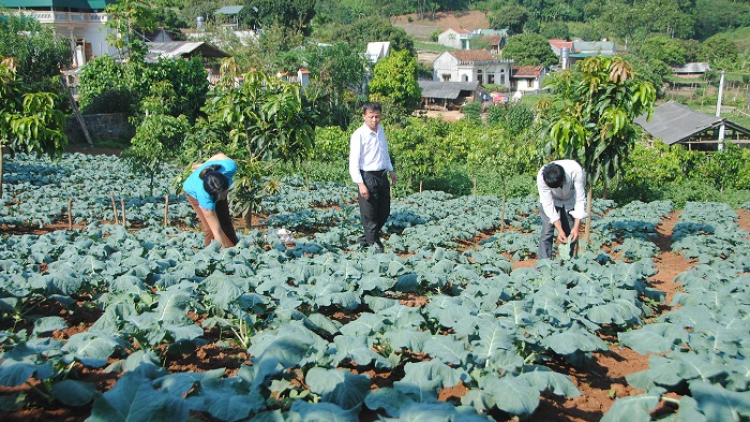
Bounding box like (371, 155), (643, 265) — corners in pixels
(1, 0), (115, 10)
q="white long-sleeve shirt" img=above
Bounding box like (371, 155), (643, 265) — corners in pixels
(348, 123), (393, 184)
(537, 160), (588, 224)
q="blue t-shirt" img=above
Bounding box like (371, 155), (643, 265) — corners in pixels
(182, 158), (237, 210)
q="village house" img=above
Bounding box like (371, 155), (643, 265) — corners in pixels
(431, 50), (513, 88)
(511, 65), (548, 93)
(437, 28), (473, 50)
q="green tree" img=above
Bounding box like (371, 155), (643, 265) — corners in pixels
(324, 16), (415, 55)
(182, 68), (317, 223)
(0, 14), (72, 92)
(698, 35), (739, 69)
(541, 56), (657, 241)
(0, 57), (67, 199)
(540, 21), (570, 40)
(242, 0), (316, 35)
(104, 0), (157, 61)
(368, 50), (421, 119)
(489, 5), (529, 34)
(502, 33), (558, 67)
(638, 35), (688, 66)
(304, 42), (370, 129)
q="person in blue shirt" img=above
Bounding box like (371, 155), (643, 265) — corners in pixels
(183, 152), (239, 248)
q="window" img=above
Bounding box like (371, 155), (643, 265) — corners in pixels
(476, 69), (483, 83)
(442, 74), (451, 82)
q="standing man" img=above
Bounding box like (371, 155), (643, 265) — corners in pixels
(537, 160), (587, 260)
(349, 102), (397, 251)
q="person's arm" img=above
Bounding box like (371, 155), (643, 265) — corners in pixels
(192, 152), (231, 171)
(568, 166), (587, 242)
(349, 131), (370, 200)
(203, 208), (229, 248)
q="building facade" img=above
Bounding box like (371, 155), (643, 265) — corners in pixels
(432, 50), (513, 87)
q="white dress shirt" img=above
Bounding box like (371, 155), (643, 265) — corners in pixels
(349, 123), (393, 184)
(537, 160), (588, 224)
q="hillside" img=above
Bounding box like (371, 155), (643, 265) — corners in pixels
(392, 10), (490, 41)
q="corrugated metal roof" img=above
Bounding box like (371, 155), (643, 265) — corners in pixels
(634, 101), (724, 145)
(145, 42), (230, 63)
(214, 5), (244, 15)
(419, 81), (481, 99)
(2, 0), (114, 9)
(672, 62), (711, 74)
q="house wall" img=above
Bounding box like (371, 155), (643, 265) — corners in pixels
(23, 11), (119, 65)
(432, 54), (512, 87)
(437, 30), (464, 50)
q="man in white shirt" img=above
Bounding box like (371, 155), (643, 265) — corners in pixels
(349, 102), (397, 251)
(537, 160), (587, 260)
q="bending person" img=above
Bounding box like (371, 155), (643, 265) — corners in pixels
(183, 152), (239, 248)
(537, 160), (587, 260)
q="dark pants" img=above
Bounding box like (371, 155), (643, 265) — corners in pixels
(538, 204), (576, 260)
(358, 170), (391, 247)
(185, 193), (239, 247)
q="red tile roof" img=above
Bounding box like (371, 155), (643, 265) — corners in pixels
(512, 66), (544, 78)
(548, 39), (573, 51)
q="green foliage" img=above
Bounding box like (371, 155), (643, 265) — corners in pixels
(78, 56), (208, 120)
(0, 14), (72, 91)
(638, 35), (687, 67)
(369, 50), (421, 118)
(543, 56), (657, 189)
(184, 69), (317, 220)
(242, 0), (316, 35)
(309, 126), (350, 163)
(698, 35), (740, 70)
(124, 113), (190, 196)
(320, 16), (415, 55)
(104, 0), (157, 60)
(540, 21), (571, 40)
(488, 5), (528, 33)
(487, 102), (535, 136)
(501, 33), (558, 67)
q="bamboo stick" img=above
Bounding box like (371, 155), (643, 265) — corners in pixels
(111, 193), (118, 224)
(67, 199), (73, 230)
(164, 194), (169, 227)
(120, 198), (126, 227)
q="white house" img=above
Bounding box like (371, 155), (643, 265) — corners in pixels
(4, 0), (120, 68)
(511, 65), (548, 92)
(437, 28), (473, 50)
(431, 50), (513, 87)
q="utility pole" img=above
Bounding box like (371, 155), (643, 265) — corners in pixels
(716, 71), (726, 151)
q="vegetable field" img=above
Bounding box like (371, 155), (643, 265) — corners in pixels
(1, 153), (749, 422)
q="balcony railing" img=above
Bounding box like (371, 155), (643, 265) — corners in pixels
(25, 11), (109, 24)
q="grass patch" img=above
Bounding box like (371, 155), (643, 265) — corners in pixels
(413, 40), (458, 53)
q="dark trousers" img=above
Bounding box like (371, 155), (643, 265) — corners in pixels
(538, 204), (576, 260)
(185, 193), (239, 247)
(358, 171), (391, 247)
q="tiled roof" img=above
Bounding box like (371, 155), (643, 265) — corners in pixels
(482, 35), (503, 45)
(449, 50), (499, 62)
(548, 39), (573, 51)
(446, 27), (472, 34)
(512, 66), (543, 78)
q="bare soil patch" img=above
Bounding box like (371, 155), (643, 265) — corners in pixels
(392, 11), (490, 40)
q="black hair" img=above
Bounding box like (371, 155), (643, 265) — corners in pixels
(199, 165), (229, 203)
(362, 101), (382, 114)
(542, 163), (566, 189)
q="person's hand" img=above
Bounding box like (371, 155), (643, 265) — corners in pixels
(358, 183), (369, 200)
(191, 162), (200, 171)
(557, 231), (569, 244)
(390, 172), (397, 186)
(570, 220), (581, 243)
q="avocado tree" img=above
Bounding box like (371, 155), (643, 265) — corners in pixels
(541, 56), (656, 242)
(0, 57), (67, 199)
(368, 50), (421, 120)
(181, 66), (317, 224)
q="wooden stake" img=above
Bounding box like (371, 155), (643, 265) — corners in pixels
(111, 193), (119, 224)
(164, 194), (169, 227)
(67, 199), (73, 230)
(419, 180), (423, 193)
(120, 198), (126, 227)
